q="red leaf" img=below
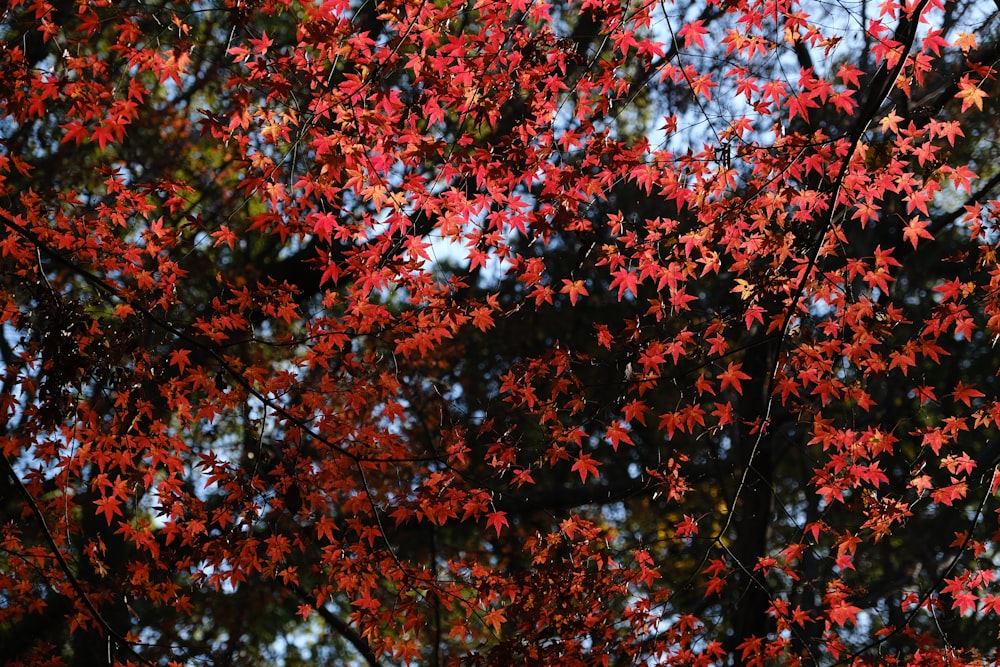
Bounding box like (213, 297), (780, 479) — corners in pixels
(827, 601), (861, 627)
(485, 510), (508, 537)
(677, 21), (709, 49)
(93, 496), (123, 524)
(952, 382), (984, 407)
(605, 421), (634, 451)
(571, 453), (602, 483)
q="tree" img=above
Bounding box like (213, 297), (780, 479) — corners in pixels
(1, 0), (999, 664)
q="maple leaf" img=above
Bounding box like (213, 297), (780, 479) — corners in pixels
(827, 601), (861, 627)
(718, 362), (751, 394)
(909, 474), (933, 494)
(951, 590), (978, 616)
(705, 575), (728, 597)
(743, 304), (765, 329)
(955, 75), (987, 112)
(622, 398), (650, 425)
(677, 21), (710, 49)
(511, 468), (535, 487)
(595, 324), (614, 348)
(93, 495), (124, 524)
(675, 514), (699, 538)
(351, 590), (380, 613)
(61, 120), (89, 146)
(157, 49), (191, 86)
(689, 73), (717, 100)
(571, 453), (602, 483)
(902, 217), (934, 248)
(605, 421), (634, 451)
(931, 478), (967, 506)
(787, 91), (820, 122)
(485, 510), (509, 536)
(836, 63), (864, 87)
(168, 348), (192, 373)
(249, 31), (274, 56)
(90, 123), (116, 151)
(482, 607), (506, 632)
(941, 453), (976, 475)
(954, 31), (977, 52)
(951, 381), (984, 407)
(560, 278), (590, 305)
(609, 268), (639, 300)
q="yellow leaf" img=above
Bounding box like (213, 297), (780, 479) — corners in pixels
(956, 76), (987, 112)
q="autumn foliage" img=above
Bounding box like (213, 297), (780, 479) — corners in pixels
(1, 0), (999, 664)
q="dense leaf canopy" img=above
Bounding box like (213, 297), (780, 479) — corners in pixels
(1, 0), (999, 665)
